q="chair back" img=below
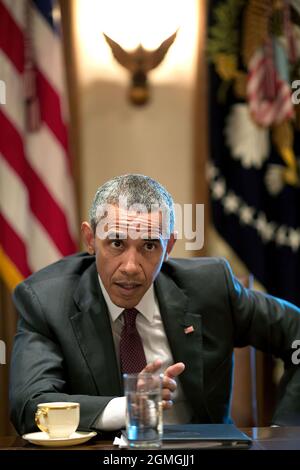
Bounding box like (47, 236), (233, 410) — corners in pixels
(231, 274), (258, 427)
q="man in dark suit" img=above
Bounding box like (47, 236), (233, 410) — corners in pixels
(10, 174), (300, 435)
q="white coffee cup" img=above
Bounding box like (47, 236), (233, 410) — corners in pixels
(35, 402), (80, 438)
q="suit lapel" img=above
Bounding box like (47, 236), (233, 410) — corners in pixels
(70, 262), (122, 396)
(155, 270), (209, 421)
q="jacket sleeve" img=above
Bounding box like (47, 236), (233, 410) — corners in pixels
(221, 259), (300, 425)
(9, 282), (115, 435)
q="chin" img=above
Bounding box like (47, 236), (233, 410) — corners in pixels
(110, 293), (138, 309)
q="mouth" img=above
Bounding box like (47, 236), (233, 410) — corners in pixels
(114, 282), (142, 294)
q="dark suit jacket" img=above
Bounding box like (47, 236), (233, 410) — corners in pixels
(9, 253), (300, 434)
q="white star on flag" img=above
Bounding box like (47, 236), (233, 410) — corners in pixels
(212, 179), (226, 199)
(239, 206), (255, 225)
(223, 192), (240, 214)
(288, 229), (300, 252)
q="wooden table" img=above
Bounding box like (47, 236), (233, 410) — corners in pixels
(1, 427), (300, 450)
(0, 427), (300, 470)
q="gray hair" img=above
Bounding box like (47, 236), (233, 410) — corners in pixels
(89, 174), (174, 235)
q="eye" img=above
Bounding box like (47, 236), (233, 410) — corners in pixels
(144, 241), (157, 251)
(110, 240), (123, 249)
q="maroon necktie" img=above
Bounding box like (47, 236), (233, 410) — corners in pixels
(119, 308), (147, 374)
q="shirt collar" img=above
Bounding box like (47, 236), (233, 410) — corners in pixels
(98, 275), (156, 324)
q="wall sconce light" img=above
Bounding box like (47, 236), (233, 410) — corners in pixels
(103, 31), (177, 105)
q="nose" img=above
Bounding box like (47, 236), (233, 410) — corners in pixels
(119, 248), (141, 276)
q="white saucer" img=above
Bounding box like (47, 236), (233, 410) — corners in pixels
(22, 431), (97, 447)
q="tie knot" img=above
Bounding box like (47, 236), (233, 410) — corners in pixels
(123, 308), (139, 328)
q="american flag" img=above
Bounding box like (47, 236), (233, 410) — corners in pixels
(0, 0), (78, 291)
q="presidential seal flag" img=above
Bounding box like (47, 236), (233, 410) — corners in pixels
(0, 0), (78, 291)
(207, 0), (300, 304)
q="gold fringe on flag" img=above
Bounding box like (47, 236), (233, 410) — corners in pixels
(272, 121), (299, 186)
(242, 0), (272, 67)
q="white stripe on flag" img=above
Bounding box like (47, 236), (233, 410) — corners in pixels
(1, 0), (25, 29)
(0, 155), (62, 271)
(0, 50), (24, 134)
(28, 214), (63, 272)
(247, 67), (265, 95)
(31, 4), (65, 97)
(26, 126), (78, 240)
(0, 154), (29, 242)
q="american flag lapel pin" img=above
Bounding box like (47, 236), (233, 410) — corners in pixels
(184, 325), (194, 335)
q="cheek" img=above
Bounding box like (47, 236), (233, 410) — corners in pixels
(95, 253), (117, 279)
(144, 256), (164, 279)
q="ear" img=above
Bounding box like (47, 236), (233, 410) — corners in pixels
(81, 222), (95, 255)
(164, 233), (177, 261)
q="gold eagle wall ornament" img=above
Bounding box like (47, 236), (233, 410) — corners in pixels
(103, 31), (177, 105)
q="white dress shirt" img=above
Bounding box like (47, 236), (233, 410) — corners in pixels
(95, 276), (192, 430)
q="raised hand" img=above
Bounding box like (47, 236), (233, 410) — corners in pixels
(142, 359), (185, 409)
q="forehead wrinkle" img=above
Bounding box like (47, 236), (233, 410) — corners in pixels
(103, 218), (161, 230)
(96, 208), (165, 240)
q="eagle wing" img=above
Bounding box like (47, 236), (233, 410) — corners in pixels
(143, 30), (178, 72)
(103, 33), (136, 72)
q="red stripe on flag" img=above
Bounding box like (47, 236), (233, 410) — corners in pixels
(247, 56), (265, 80)
(0, 1), (24, 73)
(36, 69), (69, 157)
(0, 213), (31, 278)
(0, 110), (77, 255)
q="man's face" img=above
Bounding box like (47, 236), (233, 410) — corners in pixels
(82, 206), (176, 308)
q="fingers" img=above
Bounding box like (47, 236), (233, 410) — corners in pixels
(142, 359), (162, 374)
(162, 400), (173, 410)
(142, 361), (185, 394)
(140, 361), (186, 411)
(162, 387), (172, 401)
(163, 375), (177, 392)
(142, 361), (185, 378)
(161, 375), (178, 403)
(164, 362), (185, 379)
(161, 362), (185, 409)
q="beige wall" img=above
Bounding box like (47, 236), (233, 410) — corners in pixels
(74, 0), (199, 257)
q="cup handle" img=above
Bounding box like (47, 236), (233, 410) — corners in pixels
(35, 407), (49, 433)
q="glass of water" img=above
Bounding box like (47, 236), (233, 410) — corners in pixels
(123, 372), (163, 448)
